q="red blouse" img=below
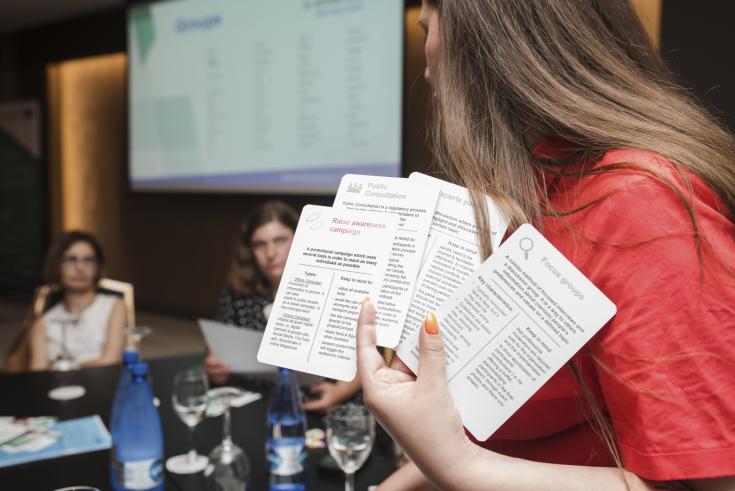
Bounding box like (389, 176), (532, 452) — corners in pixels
(477, 140), (735, 481)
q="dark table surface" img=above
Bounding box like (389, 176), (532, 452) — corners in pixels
(0, 353), (396, 490)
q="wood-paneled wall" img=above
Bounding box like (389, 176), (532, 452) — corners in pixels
(631, 0), (662, 49)
(48, 53), (127, 278)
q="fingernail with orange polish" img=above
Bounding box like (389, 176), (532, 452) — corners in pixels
(424, 311), (439, 335)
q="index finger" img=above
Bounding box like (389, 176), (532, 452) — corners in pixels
(355, 298), (386, 378)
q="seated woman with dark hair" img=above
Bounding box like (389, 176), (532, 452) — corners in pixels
(28, 231), (127, 370)
(213, 201), (298, 332)
(206, 201), (301, 385)
(206, 201), (361, 412)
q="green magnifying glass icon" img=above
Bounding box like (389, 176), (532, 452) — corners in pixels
(519, 237), (534, 260)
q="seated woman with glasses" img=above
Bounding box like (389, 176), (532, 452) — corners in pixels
(28, 231), (127, 370)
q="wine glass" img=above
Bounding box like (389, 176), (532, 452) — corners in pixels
(47, 315), (87, 401)
(204, 387), (250, 491)
(326, 403), (375, 491)
(166, 368), (209, 474)
(52, 315), (80, 371)
(124, 325), (153, 353)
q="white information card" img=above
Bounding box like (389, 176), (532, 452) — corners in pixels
(396, 172), (509, 371)
(434, 224), (617, 440)
(334, 174), (439, 348)
(257, 205), (398, 381)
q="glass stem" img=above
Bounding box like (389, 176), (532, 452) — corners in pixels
(222, 404), (233, 450)
(61, 321), (68, 357)
(345, 472), (355, 491)
(187, 425), (197, 464)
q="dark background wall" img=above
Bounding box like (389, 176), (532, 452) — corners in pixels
(1, 1), (733, 318)
(660, 2), (735, 131)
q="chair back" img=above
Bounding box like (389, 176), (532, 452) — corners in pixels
(30, 284), (68, 318)
(98, 278), (135, 327)
(3, 278), (135, 373)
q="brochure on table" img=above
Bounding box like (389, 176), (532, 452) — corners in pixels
(0, 415), (111, 468)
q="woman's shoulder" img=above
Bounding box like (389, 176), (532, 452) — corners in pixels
(582, 148), (723, 208)
(544, 147), (735, 277)
(80, 293), (123, 326)
(41, 301), (66, 324)
(95, 292), (123, 310)
(559, 148), (730, 236)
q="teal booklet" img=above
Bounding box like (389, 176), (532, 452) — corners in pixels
(0, 415), (111, 468)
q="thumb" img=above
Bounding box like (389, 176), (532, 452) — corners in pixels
(417, 311), (447, 383)
(356, 297), (386, 377)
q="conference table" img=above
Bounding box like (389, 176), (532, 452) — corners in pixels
(0, 353), (397, 490)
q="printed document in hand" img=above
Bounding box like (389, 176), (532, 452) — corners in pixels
(418, 224), (617, 440)
(333, 174), (439, 347)
(257, 205), (398, 382)
(199, 319), (323, 387)
(199, 318), (275, 373)
(396, 172), (509, 372)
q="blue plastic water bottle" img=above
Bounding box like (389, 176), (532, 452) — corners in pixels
(110, 351), (139, 484)
(111, 362), (164, 491)
(267, 368), (307, 491)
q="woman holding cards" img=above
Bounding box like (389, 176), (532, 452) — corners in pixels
(206, 202), (361, 412)
(359, 1), (735, 490)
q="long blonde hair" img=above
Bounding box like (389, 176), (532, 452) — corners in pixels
(426, 0), (735, 472)
(428, 0), (735, 254)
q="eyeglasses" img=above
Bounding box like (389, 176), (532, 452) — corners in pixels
(61, 255), (98, 267)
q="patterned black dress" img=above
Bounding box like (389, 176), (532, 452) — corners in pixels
(214, 285), (363, 404)
(214, 284), (273, 332)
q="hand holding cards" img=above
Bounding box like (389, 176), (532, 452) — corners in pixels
(424, 224), (616, 439)
(257, 174), (617, 440)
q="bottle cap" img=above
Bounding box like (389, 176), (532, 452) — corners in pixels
(122, 351), (139, 365)
(131, 362), (149, 377)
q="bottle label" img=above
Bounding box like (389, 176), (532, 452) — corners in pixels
(117, 457), (163, 490)
(268, 444), (304, 476)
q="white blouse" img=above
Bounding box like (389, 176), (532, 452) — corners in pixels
(42, 293), (118, 365)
